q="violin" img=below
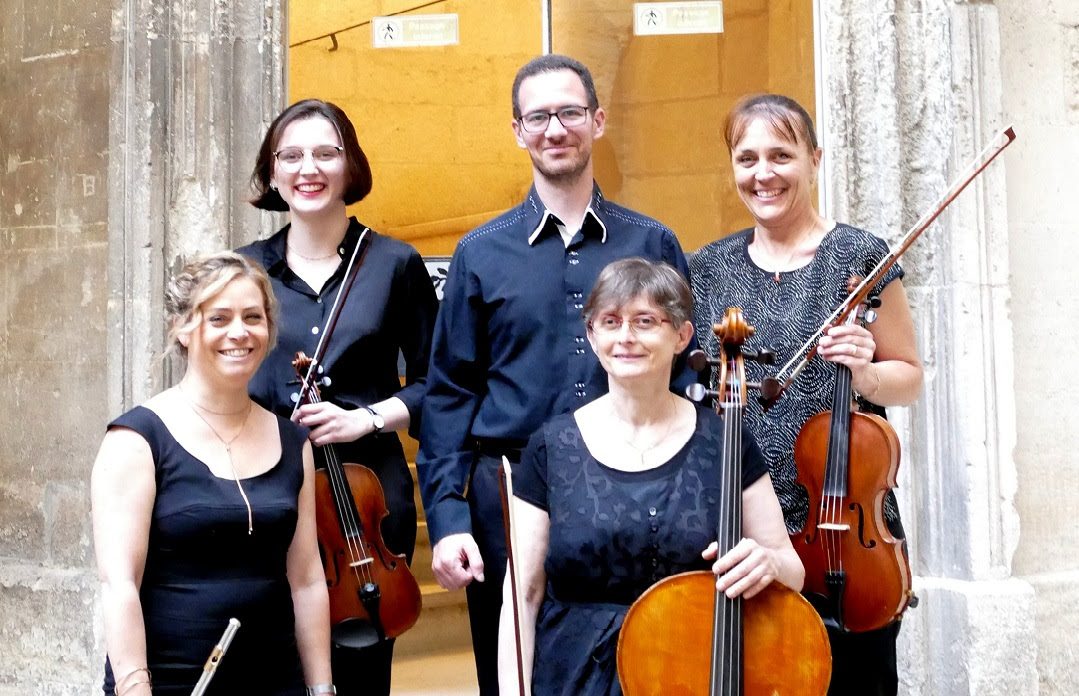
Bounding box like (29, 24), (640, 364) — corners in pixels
(616, 308), (831, 695)
(293, 352), (422, 648)
(791, 294), (913, 632)
(288, 227), (420, 648)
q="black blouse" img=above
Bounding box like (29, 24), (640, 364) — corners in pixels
(237, 218), (438, 439)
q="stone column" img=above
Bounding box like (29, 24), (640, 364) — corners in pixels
(107, 0), (286, 409)
(818, 1), (1035, 694)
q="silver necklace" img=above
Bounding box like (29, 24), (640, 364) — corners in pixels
(755, 226), (815, 283)
(615, 404), (681, 469)
(178, 386), (255, 534)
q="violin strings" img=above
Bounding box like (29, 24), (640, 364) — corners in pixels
(303, 380), (375, 588)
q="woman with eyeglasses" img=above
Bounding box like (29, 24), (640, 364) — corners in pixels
(496, 257), (803, 696)
(690, 94), (923, 696)
(238, 99), (439, 696)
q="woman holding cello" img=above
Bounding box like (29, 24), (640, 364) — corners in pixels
(690, 94), (924, 695)
(497, 258), (803, 695)
(239, 99), (438, 696)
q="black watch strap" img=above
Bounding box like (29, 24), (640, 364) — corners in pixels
(362, 405), (385, 433)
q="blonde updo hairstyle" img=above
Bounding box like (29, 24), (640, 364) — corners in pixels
(164, 251), (278, 358)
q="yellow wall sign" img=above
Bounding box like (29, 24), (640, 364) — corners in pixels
(372, 14), (460, 48)
(633, 1), (724, 36)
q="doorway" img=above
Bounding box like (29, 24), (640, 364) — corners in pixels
(287, 0), (816, 256)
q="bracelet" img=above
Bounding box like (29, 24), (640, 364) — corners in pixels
(117, 678), (151, 695)
(115, 664), (152, 690)
(307, 685), (336, 695)
(858, 364), (882, 401)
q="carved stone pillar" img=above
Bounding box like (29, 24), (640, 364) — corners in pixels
(107, 0), (286, 409)
(818, 1), (1036, 693)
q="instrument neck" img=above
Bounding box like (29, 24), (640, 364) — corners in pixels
(711, 400), (745, 696)
(824, 365), (854, 498)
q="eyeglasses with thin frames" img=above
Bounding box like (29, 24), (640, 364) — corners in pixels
(517, 105), (591, 134)
(589, 314), (672, 335)
(273, 145), (344, 173)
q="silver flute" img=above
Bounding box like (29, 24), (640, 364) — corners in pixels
(190, 618), (241, 696)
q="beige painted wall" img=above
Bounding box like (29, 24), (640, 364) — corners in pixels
(289, 0), (815, 257)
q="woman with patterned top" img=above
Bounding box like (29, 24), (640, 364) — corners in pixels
(496, 258), (803, 696)
(689, 94), (924, 696)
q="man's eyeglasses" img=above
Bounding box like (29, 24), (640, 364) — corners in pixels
(273, 145), (344, 172)
(589, 314), (672, 335)
(518, 106), (591, 133)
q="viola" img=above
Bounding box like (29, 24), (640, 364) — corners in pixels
(790, 294), (913, 632)
(616, 308), (831, 695)
(293, 352), (422, 647)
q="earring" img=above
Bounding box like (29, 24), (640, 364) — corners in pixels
(269, 183), (278, 191)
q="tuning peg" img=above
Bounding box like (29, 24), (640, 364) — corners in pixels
(319, 376), (332, 388)
(863, 309), (878, 325)
(685, 383), (719, 403)
(687, 349), (721, 372)
(744, 347), (776, 365)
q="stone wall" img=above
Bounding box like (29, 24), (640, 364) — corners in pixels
(0, 0), (112, 692)
(819, 0), (1037, 693)
(999, 1), (1079, 694)
(0, 0), (283, 692)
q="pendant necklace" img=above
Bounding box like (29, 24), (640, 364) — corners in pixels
(178, 385), (256, 534)
(616, 402), (681, 470)
(756, 226), (815, 283)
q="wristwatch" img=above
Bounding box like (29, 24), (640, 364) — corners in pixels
(362, 405), (385, 433)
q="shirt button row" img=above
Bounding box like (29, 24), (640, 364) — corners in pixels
(575, 348), (585, 355)
(574, 382), (585, 389)
(311, 326), (320, 335)
(568, 291), (583, 299)
(575, 390), (586, 398)
(575, 336), (585, 344)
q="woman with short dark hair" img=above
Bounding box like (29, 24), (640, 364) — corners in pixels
(238, 99), (439, 696)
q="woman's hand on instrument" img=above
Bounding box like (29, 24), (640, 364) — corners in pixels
(818, 324), (883, 398)
(817, 324), (875, 368)
(703, 537), (781, 600)
(293, 402), (373, 446)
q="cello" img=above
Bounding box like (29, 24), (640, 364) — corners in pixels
(791, 293), (912, 632)
(291, 228), (421, 649)
(616, 308), (831, 695)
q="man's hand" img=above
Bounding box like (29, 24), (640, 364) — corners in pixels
(431, 533), (485, 590)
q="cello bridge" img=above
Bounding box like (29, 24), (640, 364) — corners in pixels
(818, 523), (850, 531)
(348, 558), (374, 568)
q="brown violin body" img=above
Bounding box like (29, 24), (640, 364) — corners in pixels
(793, 407), (912, 633)
(293, 350), (421, 648)
(313, 461), (422, 647)
(618, 572), (831, 695)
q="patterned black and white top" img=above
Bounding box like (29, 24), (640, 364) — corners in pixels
(689, 223), (904, 534)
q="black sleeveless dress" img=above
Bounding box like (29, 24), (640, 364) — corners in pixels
(101, 406), (307, 695)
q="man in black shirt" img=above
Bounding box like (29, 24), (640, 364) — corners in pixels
(416, 54), (690, 694)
